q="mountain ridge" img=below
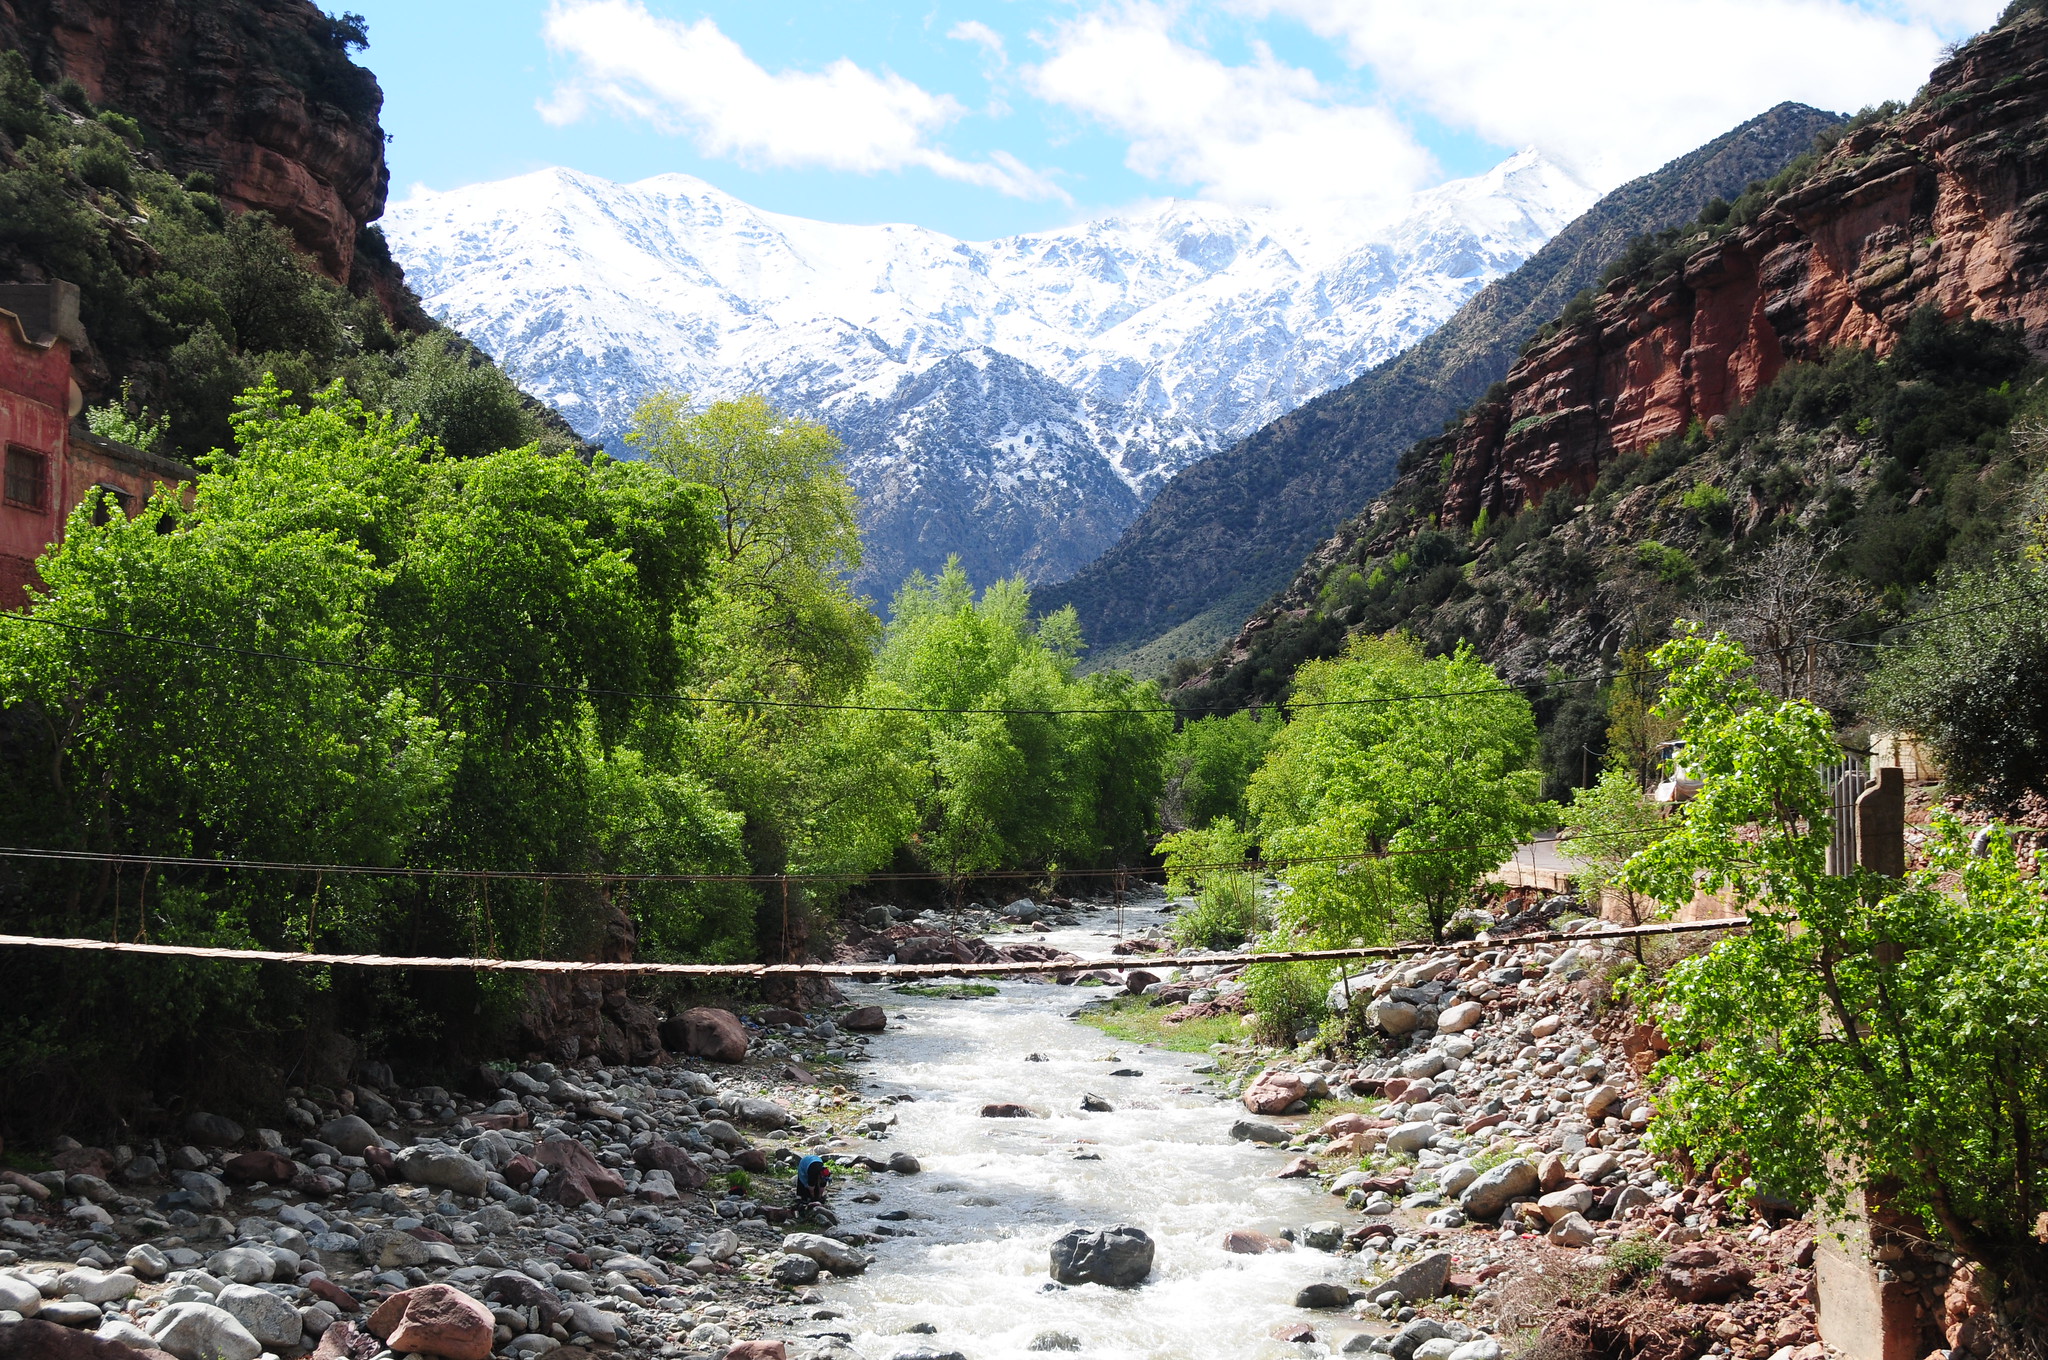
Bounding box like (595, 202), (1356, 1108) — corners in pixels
(1038, 101), (1848, 673)
(382, 153), (1596, 593)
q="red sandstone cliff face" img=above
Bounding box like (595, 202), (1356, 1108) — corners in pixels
(1441, 13), (2048, 528)
(0, 0), (394, 296)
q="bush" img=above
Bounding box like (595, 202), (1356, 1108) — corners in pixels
(1169, 872), (1263, 949)
(1244, 943), (1330, 1044)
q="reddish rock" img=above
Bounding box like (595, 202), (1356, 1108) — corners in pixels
(534, 1137), (627, 1206)
(1446, 1272), (1479, 1296)
(470, 1112), (529, 1132)
(362, 1145), (394, 1181)
(0, 1319), (178, 1360)
(1274, 1156), (1316, 1179)
(660, 1007), (749, 1063)
(517, 905), (665, 1067)
(1124, 971), (1159, 995)
(1271, 1324), (1317, 1344)
(996, 943), (1078, 964)
(224, 1149), (297, 1182)
(841, 1006), (887, 1033)
(732, 1147), (769, 1173)
(366, 1283), (495, 1360)
(501, 1154), (537, 1190)
(481, 1273), (563, 1327)
(1380, 1077), (1413, 1102)
(1241, 1071), (1309, 1115)
(632, 1140), (709, 1190)
(980, 1104), (1037, 1118)
(310, 1321), (377, 1360)
(305, 1276), (361, 1312)
(754, 1007), (806, 1027)
(1658, 1244), (1754, 1304)
(1317, 1112), (1394, 1138)
(1222, 1229), (1293, 1254)
(51, 1146), (113, 1179)
(0, 1170), (50, 1201)
(723, 1345), (787, 1360)
(291, 1170), (346, 1198)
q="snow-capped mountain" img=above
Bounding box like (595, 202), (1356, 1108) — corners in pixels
(382, 153), (1594, 593)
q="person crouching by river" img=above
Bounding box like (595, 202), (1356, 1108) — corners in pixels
(796, 1154), (833, 1210)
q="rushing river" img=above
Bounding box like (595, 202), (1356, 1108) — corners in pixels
(815, 902), (1359, 1360)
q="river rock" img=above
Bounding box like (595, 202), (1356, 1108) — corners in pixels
(1026, 1333), (1080, 1352)
(1049, 1225), (1153, 1287)
(1368, 999), (1421, 1034)
(1383, 1121), (1437, 1156)
(633, 1139), (709, 1190)
(980, 1104), (1036, 1119)
(354, 1229), (429, 1271)
(399, 1146), (490, 1198)
(181, 1113), (244, 1148)
(661, 1007), (749, 1063)
(769, 1253), (821, 1285)
(145, 1304), (261, 1360)
(0, 1273), (42, 1315)
(725, 1344), (787, 1360)
(1538, 1185), (1594, 1223)
(1458, 1159), (1538, 1220)
(0, 1319), (176, 1360)
(731, 1097), (795, 1129)
(1583, 1084), (1622, 1120)
(782, 1232), (870, 1275)
(888, 1152), (922, 1175)
(1222, 1229), (1292, 1254)
(535, 1137), (626, 1206)
(95, 1316), (163, 1351)
(1658, 1245), (1753, 1303)
(1241, 1071), (1308, 1114)
(1548, 1212), (1596, 1247)
(171, 1171), (229, 1212)
(1436, 1002), (1484, 1033)
(842, 1006), (887, 1032)
(205, 1247), (276, 1285)
(1379, 1250), (1453, 1302)
(367, 1283), (495, 1360)
(315, 1116), (380, 1156)
(1230, 1120), (1288, 1145)
(1299, 1221), (1344, 1251)
(214, 1284), (301, 1351)
(1293, 1283), (1350, 1310)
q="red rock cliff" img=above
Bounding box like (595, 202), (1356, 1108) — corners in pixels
(1442, 11), (2048, 527)
(0, 0), (395, 297)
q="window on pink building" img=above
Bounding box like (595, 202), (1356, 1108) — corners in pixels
(4, 446), (47, 511)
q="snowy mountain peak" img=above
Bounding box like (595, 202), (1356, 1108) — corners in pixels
(383, 154), (1595, 592)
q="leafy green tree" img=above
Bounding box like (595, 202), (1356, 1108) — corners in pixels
(1160, 709), (1275, 831)
(1559, 767), (1670, 949)
(1869, 563), (2048, 807)
(1249, 633), (1552, 944)
(875, 560), (1170, 883)
(385, 331), (543, 460)
(1625, 629), (2048, 1346)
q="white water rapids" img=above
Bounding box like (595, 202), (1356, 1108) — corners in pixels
(810, 902), (1365, 1360)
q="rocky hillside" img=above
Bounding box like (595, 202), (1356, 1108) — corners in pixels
(1041, 104), (1845, 675)
(1179, 5), (2048, 791)
(0, 0), (401, 305)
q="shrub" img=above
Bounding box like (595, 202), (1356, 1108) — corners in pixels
(1170, 872), (1263, 949)
(1244, 942), (1330, 1044)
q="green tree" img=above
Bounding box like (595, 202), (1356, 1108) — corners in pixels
(875, 560), (1170, 883)
(1559, 767), (1670, 949)
(1249, 633), (1552, 945)
(1869, 562), (2048, 807)
(1624, 629), (2048, 1346)
(1160, 709), (1275, 832)
(1605, 648), (1674, 790)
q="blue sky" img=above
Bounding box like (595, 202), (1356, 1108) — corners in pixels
(348, 0), (2005, 241)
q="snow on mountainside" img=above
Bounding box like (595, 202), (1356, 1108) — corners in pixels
(382, 152), (1594, 592)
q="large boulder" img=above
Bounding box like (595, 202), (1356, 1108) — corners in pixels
(1368, 998), (1422, 1035)
(632, 1140), (709, 1190)
(221, 1150), (295, 1183)
(398, 1146), (490, 1198)
(1378, 1250), (1454, 1303)
(1383, 1121), (1438, 1156)
(1048, 1226), (1153, 1287)
(181, 1113), (244, 1147)
(780, 1232), (870, 1276)
(1436, 1002), (1484, 1034)
(214, 1284), (302, 1351)
(1658, 1245), (1754, 1303)
(0, 1274), (42, 1315)
(660, 1007), (749, 1063)
(1294, 1283), (1351, 1309)
(841, 1006), (887, 1033)
(731, 1097), (794, 1129)
(480, 1273), (563, 1328)
(366, 1284), (495, 1360)
(535, 1137), (627, 1206)
(315, 1115), (380, 1156)
(145, 1304), (262, 1360)
(1458, 1159), (1538, 1221)
(1222, 1229), (1292, 1254)
(1241, 1071), (1309, 1115)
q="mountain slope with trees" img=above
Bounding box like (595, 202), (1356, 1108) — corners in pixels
(1040, 103), (1845, 675)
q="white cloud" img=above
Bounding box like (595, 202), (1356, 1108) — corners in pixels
(1025, 3), (1437, 224)
(948, 19), (1009, 67)
(540, 0), (1064, 199)
(1239, 0), (2008, 190)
